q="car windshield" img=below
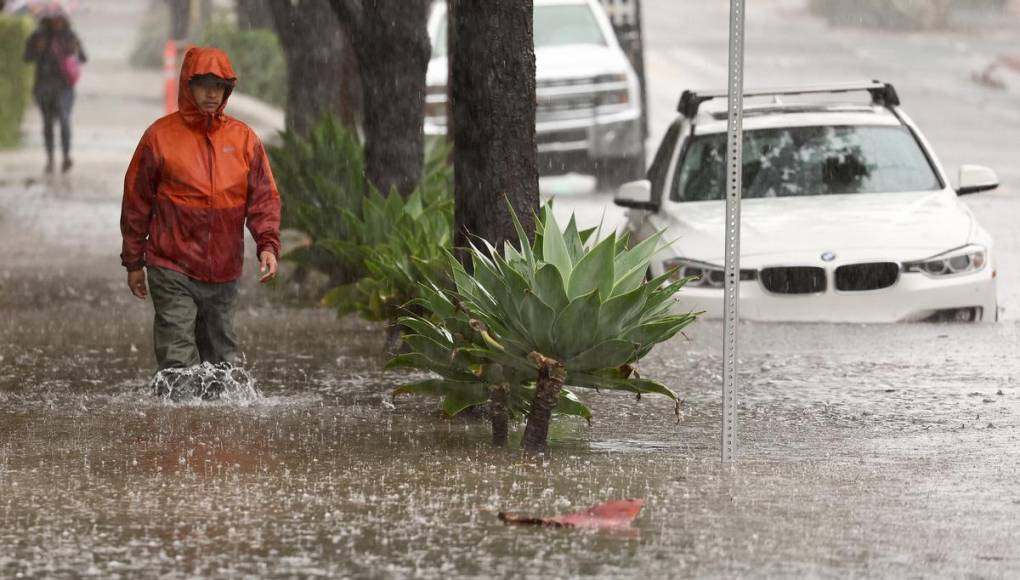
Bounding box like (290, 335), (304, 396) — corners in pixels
(671, 125), (942, 201)
(432, 4), (605, 58)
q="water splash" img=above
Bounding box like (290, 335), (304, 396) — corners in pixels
(149, 362), (262, 404)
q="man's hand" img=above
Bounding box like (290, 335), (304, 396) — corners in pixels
(127, 269), (147, 299)
(259, 251), (278, 283)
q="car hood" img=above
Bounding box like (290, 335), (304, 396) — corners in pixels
(665, 191), (975, 264)
(427, 44), (629, 86)
(536, 44), (630, 81)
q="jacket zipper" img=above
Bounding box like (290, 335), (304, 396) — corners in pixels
(206, 114), (215, 281)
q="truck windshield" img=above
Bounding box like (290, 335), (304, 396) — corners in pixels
(671, 125), (942, 201)
(432, 4), (606, 58)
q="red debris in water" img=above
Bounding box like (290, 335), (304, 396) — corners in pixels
(498, 498), (644, 529)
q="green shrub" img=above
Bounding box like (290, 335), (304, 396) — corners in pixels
(0, 15), (34, 149)
(391, 205), (699, 451)
(268, 116), (456, 349)
(320, 186), (453, 325)
(202, 20), (286, 107)
(269, 115), (368, 285)
(317, 137), (453, 324)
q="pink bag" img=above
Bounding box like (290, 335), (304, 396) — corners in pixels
(52, 42), (81, 86)
(59, 53), (81, 86)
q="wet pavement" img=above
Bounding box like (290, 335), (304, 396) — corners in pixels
(2, 0), (1020, 578)
(2, 289), (1019, 578)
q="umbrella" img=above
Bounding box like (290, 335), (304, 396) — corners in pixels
(4, 0), (76, 17)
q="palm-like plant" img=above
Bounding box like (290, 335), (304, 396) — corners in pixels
(392, 206), (698, 451)
(268, 115), (369, 285)
(321, 187), (453, 351)
(388, 279), (592, 446)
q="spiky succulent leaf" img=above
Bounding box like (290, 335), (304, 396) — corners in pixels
(442, 385), (490, 416)
(541, 208), (573, 282)
(564, 339), (638, 372)
(519, 291), (557, 353)
(570, 370), (679, 400)
(550, 289), (601, 359)
(534, 263), (569, 312)
(566, 233), (616, 300)
(556, 389), (593, 422)
(392, 379), (449, 397)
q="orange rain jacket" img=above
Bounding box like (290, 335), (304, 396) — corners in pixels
(120, 47), (281, 283)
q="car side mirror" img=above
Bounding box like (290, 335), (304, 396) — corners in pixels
(614, 179), (657, 210)
(957, 165), (999, 195)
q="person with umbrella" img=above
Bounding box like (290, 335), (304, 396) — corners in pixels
(22, 4), (85, 174)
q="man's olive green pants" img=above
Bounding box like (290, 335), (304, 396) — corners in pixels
(147, 266), (240, 370)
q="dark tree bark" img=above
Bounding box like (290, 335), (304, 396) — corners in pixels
(489, 384), (510, 447)
(166, 0), (191, 40)
(268, 0), (361, 136)
(521, 353), (564, 453)
(450, 0), (539, 258)
(236, 0), (275, 30)
(330, 0), (432, 197)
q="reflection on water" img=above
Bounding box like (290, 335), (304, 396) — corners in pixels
(1, 288), (1019, 578)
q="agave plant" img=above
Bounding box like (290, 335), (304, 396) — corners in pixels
(392, 205), (698, 452)
(320, 186), (453, 351)
(388, 279), (592, 446)
(268, 115), (453, 290)
(267, 115), (368, 286)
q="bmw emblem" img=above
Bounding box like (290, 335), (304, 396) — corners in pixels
(821, 251), (836, 262)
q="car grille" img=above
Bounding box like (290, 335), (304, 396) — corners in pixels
(536, 128), (588, 146)
(760, 267), (826, 294)
(835, 262), (899, 291)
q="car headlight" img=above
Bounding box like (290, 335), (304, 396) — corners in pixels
(903, 244), (987, 277)
(663, 257), (755, 288)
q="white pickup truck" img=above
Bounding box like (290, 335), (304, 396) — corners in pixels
(425, 0), (645, 189)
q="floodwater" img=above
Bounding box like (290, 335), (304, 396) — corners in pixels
(2, 275), (1019, 578)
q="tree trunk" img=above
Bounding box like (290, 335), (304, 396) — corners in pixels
(269, 0), (360, 136)
(450, 0), (539, 259)
(236, 0), (274, 30)
(489, 383), (510, 447)
(166, 0), (190, 40)
(330, 0), (431, 197)
(521, 353), (564, 453)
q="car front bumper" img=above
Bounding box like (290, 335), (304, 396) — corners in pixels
(425, 111), (642, 160)
(671, 268), (998, 323)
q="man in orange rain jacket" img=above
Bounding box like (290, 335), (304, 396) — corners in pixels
(120, 47), (281, 372)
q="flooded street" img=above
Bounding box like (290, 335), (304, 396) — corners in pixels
(3, 289), (1019, 577)
(2, 0), (1019, 578)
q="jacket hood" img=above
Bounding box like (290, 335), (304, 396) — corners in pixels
(178, 47), (237, 127)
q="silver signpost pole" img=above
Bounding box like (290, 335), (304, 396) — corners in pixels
(722, 0), (746, 463)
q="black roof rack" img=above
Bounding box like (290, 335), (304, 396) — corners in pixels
(677, 81), (900, 118)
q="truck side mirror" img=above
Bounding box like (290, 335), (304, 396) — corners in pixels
(957, 165), (999, 195)
(614, 179), (657, 210)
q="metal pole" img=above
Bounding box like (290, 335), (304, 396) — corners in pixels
(721, 0), (746, 463)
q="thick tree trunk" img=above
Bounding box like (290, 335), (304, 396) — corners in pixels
(450, 0), (539, 258)
(489, 383), (510, 447)
(521, 353), (564, 453)
(236, 0), (274, 30)
(330, 0), (431, 197)
(166, 0), (190, 40)
(269, 0), (360, 136)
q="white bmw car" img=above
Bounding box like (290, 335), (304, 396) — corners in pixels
(615, 82), (1002, 323)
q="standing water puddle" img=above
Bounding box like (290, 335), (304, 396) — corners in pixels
(1, 292), (1019, 578)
